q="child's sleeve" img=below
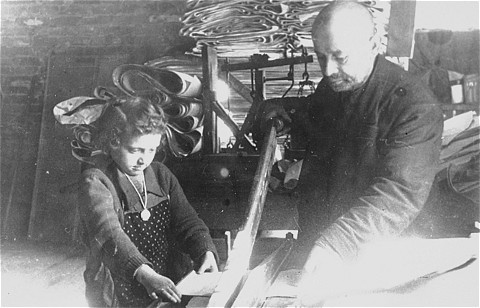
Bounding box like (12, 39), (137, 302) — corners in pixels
(79, 169), (151, 279)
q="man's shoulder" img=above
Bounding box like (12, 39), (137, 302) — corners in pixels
(378, 57), (418, 87)
(377, 57), (440, 106)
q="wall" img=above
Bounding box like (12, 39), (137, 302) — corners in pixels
(1, 0), (192, 241)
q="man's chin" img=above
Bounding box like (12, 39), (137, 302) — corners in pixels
(328, 83), (351, 92)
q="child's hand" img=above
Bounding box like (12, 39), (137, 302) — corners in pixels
(195, 251), (218, 274)
(135, 264), (182, 303)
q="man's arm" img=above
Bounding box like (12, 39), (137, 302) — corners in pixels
(315, 89), (444, 260)
(299, 87), (443, 304)
(253, 96), (311, 140)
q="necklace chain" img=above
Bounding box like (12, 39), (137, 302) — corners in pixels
(123, 172), (147, 210)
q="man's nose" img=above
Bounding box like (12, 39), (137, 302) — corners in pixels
(324, 58), (339, 77)
(137, 156), (145, 165)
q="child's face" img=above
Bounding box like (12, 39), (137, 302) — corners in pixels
(110, 133), (162, 176)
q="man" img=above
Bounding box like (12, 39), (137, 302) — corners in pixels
(261, 0), (443, 296)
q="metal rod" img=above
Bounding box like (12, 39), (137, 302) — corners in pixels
(264, 76), (293, 82)
(222, 55), (313, 72)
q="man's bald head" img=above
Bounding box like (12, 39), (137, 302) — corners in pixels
(312, 1), (376, 45)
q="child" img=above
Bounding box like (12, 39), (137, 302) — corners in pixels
(76, 96), (218, 307)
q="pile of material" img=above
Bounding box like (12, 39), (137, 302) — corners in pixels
(112, 59), (205, 158)
(439, 111), (479, 204)
(180, 0), (390, 58)
(53, 57), (206, 160)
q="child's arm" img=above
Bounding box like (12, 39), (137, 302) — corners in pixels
(134, 264), (182, 303)
(194, 250), (218, 273)
(79, 168), (151, 279)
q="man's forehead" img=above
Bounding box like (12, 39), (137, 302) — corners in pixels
(312, 29), (365, 54)
(313, 2), (374, 32)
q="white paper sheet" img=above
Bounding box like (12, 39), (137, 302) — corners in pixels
(176, 271), (222, 297)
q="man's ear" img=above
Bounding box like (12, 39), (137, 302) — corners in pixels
(369, 31), (382, 55)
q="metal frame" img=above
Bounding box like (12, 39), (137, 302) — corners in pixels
(201, 45), (313, 154)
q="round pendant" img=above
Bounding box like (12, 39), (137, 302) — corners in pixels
(140, 209), (151, 221)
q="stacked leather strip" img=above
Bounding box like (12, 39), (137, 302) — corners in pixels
(180, 0), (390, 58)
(53, 57), (206, 161)
(113, 61), (204, 158)
(439, 111), (479, 205)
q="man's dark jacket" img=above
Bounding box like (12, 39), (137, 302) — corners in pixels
(283, 55), (443, 259)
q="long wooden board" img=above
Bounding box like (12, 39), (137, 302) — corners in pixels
(28, 49), (130, 243)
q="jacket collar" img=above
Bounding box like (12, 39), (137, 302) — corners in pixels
(109, 163), (166, 211)
(357, 55), (387, 91)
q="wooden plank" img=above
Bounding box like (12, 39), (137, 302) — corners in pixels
(211, 100), (241, 137)
(225, 73), (254, 105)
(202, 46), (219, 154)
(207, 120), (279, 308)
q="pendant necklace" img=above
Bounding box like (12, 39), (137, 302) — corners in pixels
(124, 172), (150, 221)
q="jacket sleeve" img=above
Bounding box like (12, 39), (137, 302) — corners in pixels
(79, 169), (151, 279)
(315, 86), (444, 260)
(157, 164), (218, 262)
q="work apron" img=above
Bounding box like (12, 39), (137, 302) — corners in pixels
(112, 194), (171, 307)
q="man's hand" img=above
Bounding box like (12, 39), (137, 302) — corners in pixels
(195, 251), (218, 274)
(135, 264), (182, 303)
(260, 99), (292, 136)
(296, 246), (346, 306)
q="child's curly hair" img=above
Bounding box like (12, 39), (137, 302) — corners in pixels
(96, 96), (167, 151)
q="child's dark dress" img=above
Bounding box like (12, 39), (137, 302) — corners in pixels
(79, 160), (217, 307)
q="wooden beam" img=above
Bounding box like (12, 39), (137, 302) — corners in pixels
(211, 99), (241, 137)
(222, 55), (313, 72)
(207, 119), (280, 308)
(202, 46), (219, 154)
(224, 73), (254, 105)
(221, 73), (257, 150)
(233, 69), (265, 151)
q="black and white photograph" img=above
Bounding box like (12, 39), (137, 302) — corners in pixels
(1, 0), (479, 307)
